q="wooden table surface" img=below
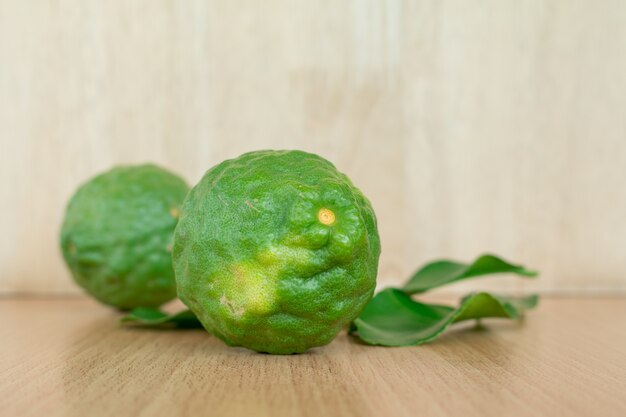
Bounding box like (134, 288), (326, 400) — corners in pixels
(1, 296), (625, 417)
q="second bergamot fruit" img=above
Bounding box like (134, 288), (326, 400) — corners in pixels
(60, 164), (189, 310)
(173, 150), (381, 354)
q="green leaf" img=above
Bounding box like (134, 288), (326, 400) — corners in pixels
(351, 288), (539, 347)
(402, 253), (538, 295)
(120, 307), (204, 329)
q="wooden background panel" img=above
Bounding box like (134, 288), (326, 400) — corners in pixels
(0, 0), (625, 295)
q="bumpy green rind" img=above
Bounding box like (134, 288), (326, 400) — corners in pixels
(173, 150), (381, 354)
(60, 164), (189, 310)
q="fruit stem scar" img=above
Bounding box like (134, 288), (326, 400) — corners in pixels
(318, 208), (336, 225)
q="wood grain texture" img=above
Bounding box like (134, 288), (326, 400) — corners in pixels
(1, 1), (626, 294)
(1, 296), (625, 417)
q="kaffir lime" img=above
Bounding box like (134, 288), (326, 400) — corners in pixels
(60, 164), (189, 310)
(173, 150), (380, 354)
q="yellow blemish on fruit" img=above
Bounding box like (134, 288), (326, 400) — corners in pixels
(258, 245), (311, 270)
(170, 207), (180, 218)
(318, 208), (336, 225)
(220, 295), (245, 318)
(229, 263), (276, 315)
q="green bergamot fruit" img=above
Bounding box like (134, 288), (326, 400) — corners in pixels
(60, 164), (189, 310)
(173, 150), (381, 354)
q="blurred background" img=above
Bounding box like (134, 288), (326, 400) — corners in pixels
(1, 1), (625, 297)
